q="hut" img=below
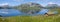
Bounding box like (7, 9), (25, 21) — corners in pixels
(44, 11), (57, 16)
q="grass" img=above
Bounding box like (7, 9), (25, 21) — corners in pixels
(0, 15), (60, 22)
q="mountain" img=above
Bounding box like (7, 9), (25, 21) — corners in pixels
(45, 4), (59, 9)
(15, 2), (43, 14)
(0, 5), (14, 9)
(26, 2), (42, 7)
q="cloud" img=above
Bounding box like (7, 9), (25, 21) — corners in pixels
(48, 2), (56, 4)
(58, 4), (60, 6)
(13, 0), (24, 2)
(0, 3), (9, 6)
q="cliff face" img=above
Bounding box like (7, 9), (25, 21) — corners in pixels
(16, 2), (43, 14)
(45, 4), (59, 9)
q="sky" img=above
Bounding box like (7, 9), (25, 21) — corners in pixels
(0, 0), (60, 6)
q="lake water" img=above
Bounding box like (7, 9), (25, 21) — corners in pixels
(0, 9), (21, 17)
(37, 9), (50, 15)
(37, 9), (58, 15)
(0, 9), (58, 17)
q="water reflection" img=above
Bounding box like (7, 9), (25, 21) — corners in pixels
(0, 9), (21, 17)
(37, 9), (50, 15)
(0, 9), (58, 17)
(37, 9), (58, 15)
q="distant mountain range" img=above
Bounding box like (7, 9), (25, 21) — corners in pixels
(0, 2), (60, 10)
(44, 4), (60, 9)
(0, 5), (14, 9)
(0, 2), (60, 15)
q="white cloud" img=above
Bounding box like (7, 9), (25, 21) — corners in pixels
(13, 0), (24, 2)
(0, 3), (9, 6)
(58, 4), (60, 6)
(48, 2), (56, 4)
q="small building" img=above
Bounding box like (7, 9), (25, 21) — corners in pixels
(44, 11), (56, 16)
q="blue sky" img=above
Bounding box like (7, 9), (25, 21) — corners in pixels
(0, 0), (60, 6)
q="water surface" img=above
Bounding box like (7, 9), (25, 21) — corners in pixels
(0, 9), (21, 17)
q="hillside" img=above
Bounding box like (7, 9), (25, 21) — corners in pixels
(0, 15), (60, 22)
(15, 2), (43, 14)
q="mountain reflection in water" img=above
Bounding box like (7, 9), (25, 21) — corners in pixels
(0, 9), (21, 17)
(37, 9), (49, 15)
(0, 9), (58, 17)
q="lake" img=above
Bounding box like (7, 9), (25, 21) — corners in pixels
(37, 9), (50, 15)
(37, 9), (58, 15)
(0, 9), (58, 17)
(0, 9), (21, 17)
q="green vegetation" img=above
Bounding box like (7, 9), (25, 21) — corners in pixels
(0, 2), (60, 22)
(15, 3), (43, 13)
(0, 15), (60, 22)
